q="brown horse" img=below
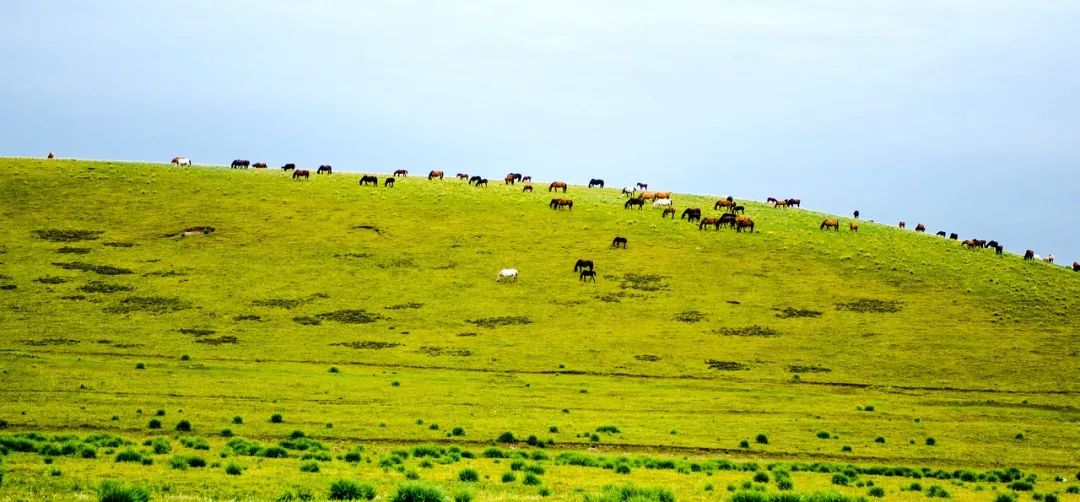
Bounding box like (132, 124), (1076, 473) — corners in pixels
(428, 170), (444, 180)
(899, 221), (906, 229)
(522, 175), (532, 182)
(317, 165), (332, 175)
(820, 219), (839, 231)
(735, 216), (755, 233)
(915, 223), (926, 232)
(654, 191), (671, 199)
(698, 217), (722, 230)
(292, 169), (310, 179)
(962, 239), (981, 249)
(394, 169), (408, 177)
(662, 207), (676, 218)
(252, 162), (268, 168)
(714, 199), (735, 210)
(624, 197), (645, 209)
(384, 177), (395, 187)
(549, 181), (568, 192)
(504, 174), (516, 185)
(681, 208), (701, 222)
(549, 198), (573, 210)
(612, 236), (628, 248)
(359, 175), (378, 186)
(849, 222), (859, 232)
(639, 191), (656, 200)
(773, 199), (788, 208)
(522, 185), (533, 192)
(456, 172), (469, 180)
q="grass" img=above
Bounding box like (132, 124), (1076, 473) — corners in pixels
(1, 159), (1080, 500)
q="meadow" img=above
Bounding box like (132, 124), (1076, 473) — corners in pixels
(0, 158), (1078, 501)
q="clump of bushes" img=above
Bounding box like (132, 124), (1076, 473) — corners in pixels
(175, 420), (192, 432)
(466, 316), (532, 328)
(300, 460), (321, 473)
(225, 462), (243, 475)
(755, 434), (768, 444)
(582, 483), (675, 502)
(327, 479), (377, 500)
(458, 468), (479, 482)
(96, 479), (150, 502)
(596, 425), (621, 434)
(270, 413), (284, 423)
(389, 482), (444, 502)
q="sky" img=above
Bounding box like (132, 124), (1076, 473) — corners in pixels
(3, 1), (1078, 262)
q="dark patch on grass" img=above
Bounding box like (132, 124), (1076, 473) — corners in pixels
(34, 276), (68, 284)
(178, 328), (216, 336)
(634, 354), (660, 362)
(620, 273), (670, 291)
(673, 310), (706, 323)
(195, 336), (238, 346)
(165, 226), (216, 238)
(377, 257), (416, 269)
(330, 341), (403, 350)
(111, 343), (143, 348)
(835, 298), (903, 313)
(417, 346), (472, 357)
(77, 281), (133, 294)
(316, 309), (383, 324)
(351, 224), (383, 234)
(789, 365), (832, 373)
(233, 314), (262, 321)
(52, 261), (133, 275)
(32, 229), (104, 242)
(104, 296), (192, 314)
(252, 293), (329, 309)
(712, 325), (780, 337)
(456, 332), (479, 337)
(20, 338), (80, 346)
(386, 302), (424, 310)
(334, 252), (373, 259)
(143, 270), (187, 277)
(775, 307), (823, 319)
(706, 360), (749, 371)
(466, 316), (532, 328)
(56, 247), (92, 254)
(103, 242), (136, 248)
(0, 284), (15, 290)
(293, 316), (321, 325)
(61, 295), (87, 301)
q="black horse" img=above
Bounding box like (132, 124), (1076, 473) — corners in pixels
(468, 175), (482, 185)
(579, 270), (597, 282)
(317, 165), (332, 175)
(292, 169), (309, 179)
(384, 177), (395, 187)
(231, 159), (250, 169)
(574, 259), (594, 272)
(935, 231), (946, 237)
(680, 208), (701, 222)
(731, 205), (745, 214)
(624, 197), (645, 210)
(949, 233), (959, 240)
(588, 179), (604, 188)
(359, 175), (379, 186)
(612, 237), (628, 249)
(281, 163), (296, 172)
(475, 178), (488, 187)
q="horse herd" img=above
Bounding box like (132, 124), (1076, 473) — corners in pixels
(152, 155), (1078, 274)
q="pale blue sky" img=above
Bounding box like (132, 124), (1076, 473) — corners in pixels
(3, 1), (1078, 261)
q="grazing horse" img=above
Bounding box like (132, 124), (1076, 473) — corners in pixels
(962, 239), (985, 249)
(949, 233), (959, 240)
(899, 221), (906, 229)
(699, 217), (722, 230)
(735, 216), (755, 233)
(936, 231), (947, 237)
(504, 174), (516, 185)
(662, 207), (676, 218)
(456, 172), (469, 180)
(281, 163), (296, 171)
(773, 199), (788, 208)
(731, 205), (745, 214)
(611, 236), (628, 248)
(652, 198), (672, 208)
(786, 198), (801, 207)
(317, 165), (332, 175)
(574, 259), (594, 272)
(292, 169), (310, 179)
(995, 245), (1003, 255)
(468, 175), (482, 185)
(171, 157), (191, 167)
(636, 182), (648, 190)
(475, 178), (489, 187)
(496, 268), (518, 282)
(522, 175), (532, 182)
(47, 152), (55, 159)
(639, 192), (657, 201)
(1024, 250), (1035, 261)
(588, 179), (604, 188)
(384, 177), (395, 187)
(714, 199), (735, 211)
(1073, 261), (1079, 272)
(231, 159), (249, 169)
(622, 187), (635, 196)
(549, 181), (568, 192)
(854, 210), (860, 219)
(849, 222), (859, 232)
(766, 197), (778, 204)
(359, 175), (379, 186)
(522, 184), (533, 192)
(252, 162), (268, 168)
(580, 270), (597, 282)
(915, 223), (926, 233)
(681, 208), (701, 222)
(549, 198), (573, 210)
(394, 169), (409, 177)
(1044, 254), (1055, 264)
(985, 240), (999, 249)
(624, 197), (645, 209)
(428, 170), (444, 180)
(820, 219), (839, 231)
(654, 192), (671, 200)
(719, 213), (738, 228)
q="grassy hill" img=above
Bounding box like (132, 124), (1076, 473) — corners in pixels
(1, 158), (1078, 501)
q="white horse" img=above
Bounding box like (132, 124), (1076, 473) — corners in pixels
(652, 198), (672, 208)
(496, 268), (518, 282)
(1044, 254), (1055, 264)
(171, 156), (191, 167)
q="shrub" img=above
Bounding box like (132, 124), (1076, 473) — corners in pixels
(753, 471), (769, 483)
(114, 449), (143, 463)
(755, 434), (768, 444)
(270, 413), (283, 423)
(225, 462), (243, 475)
(329, 366), (340, 373)
(1008, 481), (1033, 492)
(300, 461), (320, 473)
(147, 419), (161, 429)
(497, 432), (516, 443)
(451, 427), (465, 436)
(458, 468), (479, 482)
(180, 436), (209, 450)
(863, 405), (875, 412)
(454, 491), (473, 502)
(502, 472), (516, 483)
(97, 480), (150, 502)
(925, 437), (936, 446)
(150, 437), (171, 454)
(232, 416), (243, 424)
(180, 354), (190, 361)
(926, 485), (950, 498)
(523, 473), (542, 486)
(135, 363), (145, 370)
(616, 464), (632, 474)
(175, 420), (192, 432)
(816, 431), (830, 439)
(841, 445), (852, 452)
(328, 479), (377, 500)
(831, 474), (850, 486)
(583, 484), (676, 502)
(739, 440), (750, 448)
(868, 487), (885, 498)
(596, 425), (621, 434)
(220, 428), (234, 438)
(874, 437), (885, 444)
(389, 482), (445, 502)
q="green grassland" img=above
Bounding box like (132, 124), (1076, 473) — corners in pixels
(0, 158), (1078, 501)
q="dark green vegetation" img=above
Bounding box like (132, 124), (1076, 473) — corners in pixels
(1, 159), (1079, 500)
